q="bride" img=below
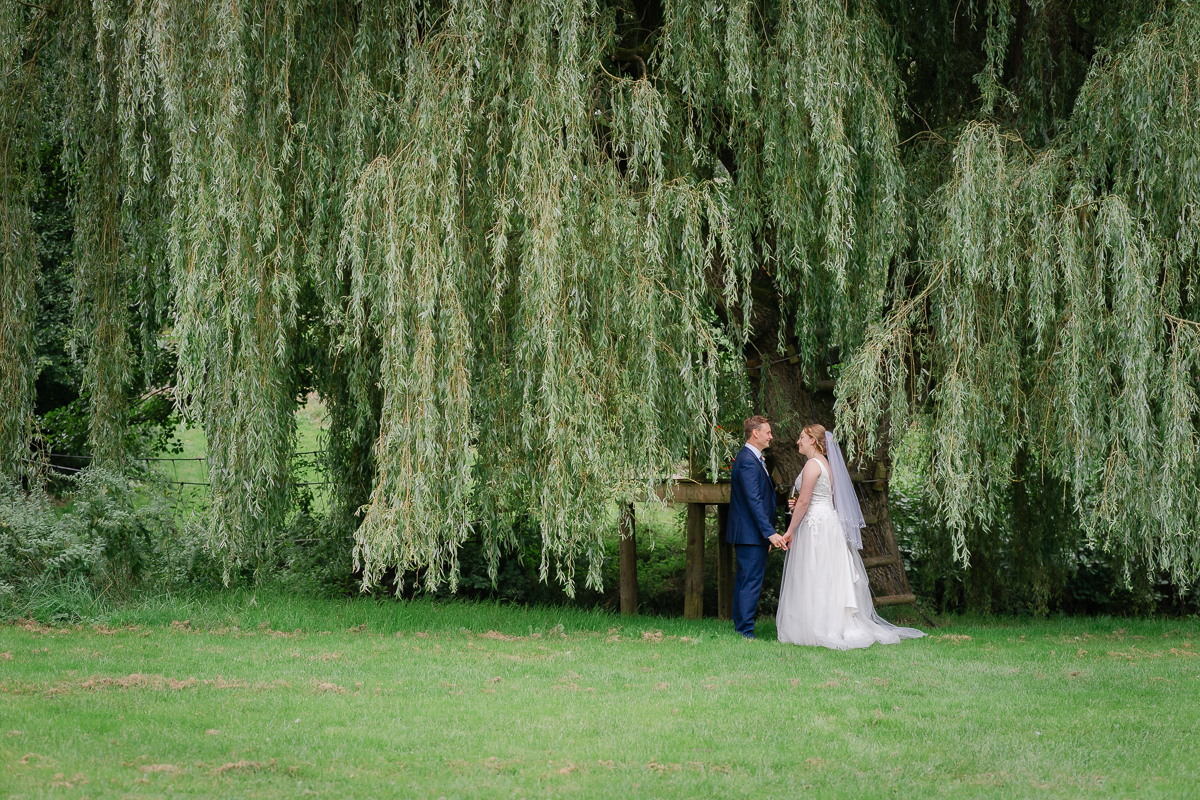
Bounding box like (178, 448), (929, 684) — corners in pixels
(775, 424), (925, 649)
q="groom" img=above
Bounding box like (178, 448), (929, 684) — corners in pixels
(727, 415), (787, 639)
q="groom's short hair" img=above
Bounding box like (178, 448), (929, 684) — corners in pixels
(744, 415), (770, 440)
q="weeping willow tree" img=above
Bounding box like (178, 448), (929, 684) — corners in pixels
(2, 0), (1198, 593)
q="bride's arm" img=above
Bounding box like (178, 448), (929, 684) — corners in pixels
(783, 461), (821, 541)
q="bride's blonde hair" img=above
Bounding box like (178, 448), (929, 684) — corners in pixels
(803, 424), (828, 456)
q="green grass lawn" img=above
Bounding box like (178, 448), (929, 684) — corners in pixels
(1, 594), (1196, 799)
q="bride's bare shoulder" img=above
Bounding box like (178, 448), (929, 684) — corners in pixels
(804, 456), (830, 479)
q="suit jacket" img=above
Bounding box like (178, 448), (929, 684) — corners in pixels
(725, 445), (777, 546)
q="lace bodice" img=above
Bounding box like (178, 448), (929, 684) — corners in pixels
(796, 458), (834, 509)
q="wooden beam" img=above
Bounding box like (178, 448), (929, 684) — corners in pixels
(656, 482), (731, 504)
(861, 554), (898, 569)
(717, 504), (732, 621)
(684, 502), (705, 620)
(872, 593), (916, 607)
(618, 503), (637, 616)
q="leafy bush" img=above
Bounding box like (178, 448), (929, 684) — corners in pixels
(0, 479), (104, 619)
(890, 433), (1200, 617)
(268, 511), (360, 598)
(0, 468), (211, 621)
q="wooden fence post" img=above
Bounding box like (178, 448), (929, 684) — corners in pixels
(717, 503), (732, 620)
(619, 503), (637, 616)
(684, 448), (705, 620)
(685, 502), (705, 619)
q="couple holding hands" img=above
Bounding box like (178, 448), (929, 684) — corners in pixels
(726, 415), (924, 649)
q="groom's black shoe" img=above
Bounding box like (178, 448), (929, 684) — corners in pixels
(741, 633), (757, 640)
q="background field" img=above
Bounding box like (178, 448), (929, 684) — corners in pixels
(149, 393), (330, 511)
(2, 593), (1196, 799)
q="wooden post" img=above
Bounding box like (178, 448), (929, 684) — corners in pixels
(618, 503), (637, 616)
(684, 448), (705, 620)
(716, 503), (732, 620)
(685, 502), (705, 619)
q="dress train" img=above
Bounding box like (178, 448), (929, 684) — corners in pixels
(776, 460), (924, 650)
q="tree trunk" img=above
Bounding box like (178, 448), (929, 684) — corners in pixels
(733, 273), (914, 605)
(618, 503), (638, 615)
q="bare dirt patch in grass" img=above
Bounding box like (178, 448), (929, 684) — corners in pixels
(48, 772), (88, 788)
(82, 674), (200, 691)
(10, 619), (75, 635)
(140, 763), (180, 774)
(1106, 645), (1197, 661)
(314, 681), (345, 694)
(212, 758), (277, 776)
(20, 673), (294, 696)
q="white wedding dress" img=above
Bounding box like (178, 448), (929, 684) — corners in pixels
(776, 459), (925, 649)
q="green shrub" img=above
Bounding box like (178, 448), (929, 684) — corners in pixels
(0, 479), (104, 619)
(0, 467), (210, 620)
(890, 437), (1200, 617)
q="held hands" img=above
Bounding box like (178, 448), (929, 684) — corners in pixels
(769, 533), (789, 550)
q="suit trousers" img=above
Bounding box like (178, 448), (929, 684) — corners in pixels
(732, 543), (769, 637)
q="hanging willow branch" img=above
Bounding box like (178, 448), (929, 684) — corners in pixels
(3, 0), (1196, 592)
(838, 5), (1200, 586)
(27, 0), (898, 593)
(0, 3), (42, 477)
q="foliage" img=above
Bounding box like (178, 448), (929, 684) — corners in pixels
(0, 468), (206, 621)
(18, 0), (899, 593)
(0, 3), (43, 477)
(30, 146), (79, 418)
(0, 477), (103, 619)
(891, 426), (1200, 615)
(30, 132), (183, 471)
(2, 0), (1199, 596)
(838, 2), (1200, 588)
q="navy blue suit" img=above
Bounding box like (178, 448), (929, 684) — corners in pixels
(725, 445), (777, 637)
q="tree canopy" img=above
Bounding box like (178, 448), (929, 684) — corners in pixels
(2, 0), (1198, 592)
